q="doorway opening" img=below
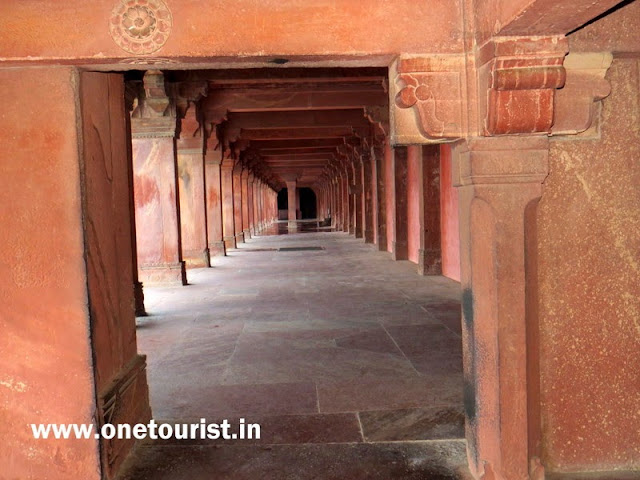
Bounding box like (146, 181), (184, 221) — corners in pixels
(299, 187), (317, 219)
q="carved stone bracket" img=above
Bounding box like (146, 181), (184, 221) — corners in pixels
(131, 70), (177, 138)
(478, 36), (568, 135)
(551, 52), (613, 136)
(393, 55), (466, 143)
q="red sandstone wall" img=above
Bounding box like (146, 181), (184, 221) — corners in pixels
(0, 68), (101, 479)
(407, 146), (421, 264)
(385, 145), (395, 253)
(440, 144), (460, 281)
(538, 56), (640, 471)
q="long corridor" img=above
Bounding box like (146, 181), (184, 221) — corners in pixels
(122, 229), (470, 479)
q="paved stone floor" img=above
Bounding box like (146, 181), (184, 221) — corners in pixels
(121, 227), (470, 479)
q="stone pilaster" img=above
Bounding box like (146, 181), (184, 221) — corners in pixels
(452, 136), (549, 480)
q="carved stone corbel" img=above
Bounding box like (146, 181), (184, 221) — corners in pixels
(478, 36), (568, 135)
(130, 71), (177, 138)
(551, 52), (613, 136)
(393, 55), (466, 143)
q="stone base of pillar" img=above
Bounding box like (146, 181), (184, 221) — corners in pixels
(183, 248), (211, 268)
(288, 221), (298, 232)
(417, 248), (442, 276)
(224, 236), (237, 250)
(139, 262), (187, 286)
(133, 281), (146, 317)
(355, 230), (363, 239)
(235, 232), (245, 244)
(391, 241), (408, 261)
(364, 229), (374, 244)
(243, 229), (251, 240)
(377, 233), (387, 251)
(97, 354), (151, 479)
(209, 241), (226, 257)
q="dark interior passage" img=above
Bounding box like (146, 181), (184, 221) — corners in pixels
(299, 187), (317, 219)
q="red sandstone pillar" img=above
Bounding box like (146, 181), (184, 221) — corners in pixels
(286, 178), (298, 231)
(353, 158), (364, 238)
(256, 180), (264, 231)
(453, 137), (548, 480)
(373, 140), (387, 249)
(124, 89), (146, 316)
(204, 137), (226, 257)
(232, 161), (245, 244)
(248, 173), (256, 236)
(295, 185), (301, 219)
(177, 105), (210, 268)
(418, 145), (442, 275)
(362, 150), (374, 243)
(342, 167), (350, 232)
(221, 153), (237, 250)
(241, 168), (251, 240)
(131, 74), (187, 285)
(391, 146), (409, 260)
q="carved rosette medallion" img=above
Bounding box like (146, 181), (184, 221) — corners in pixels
(109, 0), (173, 55)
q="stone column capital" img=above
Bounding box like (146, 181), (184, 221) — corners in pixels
(453, 137), (549, 189)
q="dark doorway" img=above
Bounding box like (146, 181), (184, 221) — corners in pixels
(299, 187), (317, 219)
(277, 188), (288, 220)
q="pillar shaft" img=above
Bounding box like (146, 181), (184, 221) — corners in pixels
(241, 169), (251, 240)
(362, 153), (374, 243)
(221, 159), (236, 250)
(204, 141), (226, 257)
(353, 159), (364, 238)
(418, 145), (442, 275)
(453, 137), (548, 480)
(232, 163), (244, 244)
(286, 179), (298, 231)
(391, 146), (408, 260)
(131, 116), (186, 285)
(177, 108), (210, 268)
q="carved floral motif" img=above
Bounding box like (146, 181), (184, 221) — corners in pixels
(110, 0), (172, 55)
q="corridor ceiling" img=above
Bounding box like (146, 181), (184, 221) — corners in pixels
(166, 68), (388, 189)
